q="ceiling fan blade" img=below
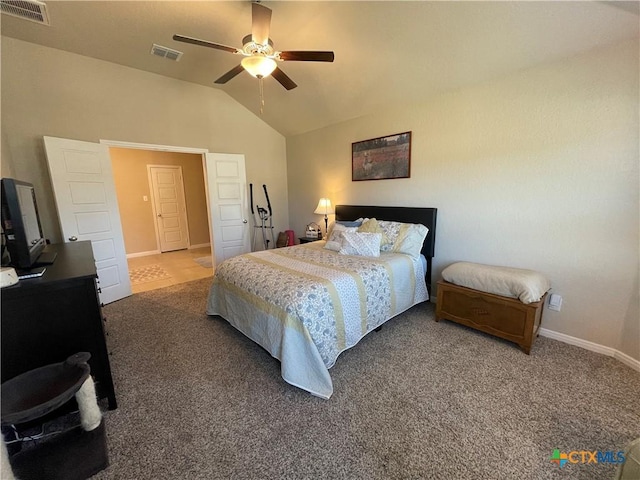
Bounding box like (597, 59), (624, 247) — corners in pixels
(251, 2), (272, 46)
(173, 34), (240, 54)
(278, 51), (335, 62)
(214, 65), (245, 84)
(271, 67), (297, 90)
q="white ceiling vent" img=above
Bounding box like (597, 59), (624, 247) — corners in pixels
(150, 44), (183, 62)
(1, 0), (50, 25)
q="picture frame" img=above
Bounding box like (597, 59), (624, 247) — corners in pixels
(352, 131), (411, 181)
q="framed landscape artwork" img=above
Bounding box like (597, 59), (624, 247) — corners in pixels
(352, 131), (412, 181)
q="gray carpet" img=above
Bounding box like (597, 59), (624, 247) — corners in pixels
(94, 278), (639, 479)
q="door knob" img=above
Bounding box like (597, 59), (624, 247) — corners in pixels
(69, 236), (78, 241)
(157, 214), (162, 217)
(242, 219), (248, 224)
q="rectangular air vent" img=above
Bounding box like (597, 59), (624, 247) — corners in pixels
(150, 44), (183, 62)
(0, 0), (50, 25)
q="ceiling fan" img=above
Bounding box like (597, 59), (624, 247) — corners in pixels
(173, 2), (335, 91)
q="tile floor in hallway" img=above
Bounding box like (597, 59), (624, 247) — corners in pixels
(127, 246), (214, 294)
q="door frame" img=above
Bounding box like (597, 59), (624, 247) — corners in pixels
(100, 139), (215, 262)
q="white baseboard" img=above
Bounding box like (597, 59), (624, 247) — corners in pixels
(614, 350), (640, 373)
(127, 244), (210, 258)
(539, 328), (640, 372)
(126, 250), (161, 259)
(189, 243), (211, 250)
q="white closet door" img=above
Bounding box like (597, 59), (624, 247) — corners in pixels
(44, 136), (132, 304)
(205, 153), (250, 265)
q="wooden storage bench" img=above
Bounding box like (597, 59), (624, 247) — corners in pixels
(436, 280), (547, 354)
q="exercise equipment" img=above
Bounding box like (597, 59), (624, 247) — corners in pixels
(250, 184), (276, 251)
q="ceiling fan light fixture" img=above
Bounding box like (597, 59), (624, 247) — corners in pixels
(241, 55), (277, 78)
(174, 2), (332, 91)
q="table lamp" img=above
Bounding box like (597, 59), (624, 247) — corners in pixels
(314, 198), (334, 238)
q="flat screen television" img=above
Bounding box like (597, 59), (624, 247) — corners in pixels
(1, 178), (51, 269)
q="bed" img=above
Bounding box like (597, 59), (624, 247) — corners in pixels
(206, 205), (438, 398)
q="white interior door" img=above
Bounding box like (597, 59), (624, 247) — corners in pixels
(43, 136), (132, 304)
(205, 153), (250, 265)
(148, 165), (189, 252)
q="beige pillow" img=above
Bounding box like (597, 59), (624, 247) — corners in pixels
(357, 218), (390, 247)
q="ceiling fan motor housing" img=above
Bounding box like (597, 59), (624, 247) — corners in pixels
(241, 34), (274, 57)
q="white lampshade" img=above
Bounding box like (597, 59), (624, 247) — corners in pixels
(314, 198), (334, 215)
(241, 56), (277, 78)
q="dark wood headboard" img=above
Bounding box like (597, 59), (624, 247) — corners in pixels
(335, 205), (438, 294)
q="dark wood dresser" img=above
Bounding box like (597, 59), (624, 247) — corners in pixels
(1, 241), (117, 409)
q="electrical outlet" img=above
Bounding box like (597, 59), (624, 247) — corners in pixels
(549, 293), (562, 312)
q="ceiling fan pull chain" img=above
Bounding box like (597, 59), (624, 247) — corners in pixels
(259, 76), (265, 115)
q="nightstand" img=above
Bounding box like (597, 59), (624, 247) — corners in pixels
(299, 237), (319, 244)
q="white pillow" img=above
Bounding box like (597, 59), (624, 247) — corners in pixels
(324, 223), (358, 251)
(327, 217), (369, 238)
(391, 223), (428, 258)
(338, 232), (382, 257)
(327, 219), (365, 240)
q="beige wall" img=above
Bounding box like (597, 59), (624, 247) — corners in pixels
(2, 36), (636, 362)
(1, 37), (288, 248)
(287, 39), (639, 361)
(110, 148), (209, 255)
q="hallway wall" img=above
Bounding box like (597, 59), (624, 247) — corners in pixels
(111, 148), (209, 255)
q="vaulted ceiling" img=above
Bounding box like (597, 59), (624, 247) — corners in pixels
(2, 1), (638, 137)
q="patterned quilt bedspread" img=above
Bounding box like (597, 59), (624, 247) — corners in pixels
(206, 241), (428, 399)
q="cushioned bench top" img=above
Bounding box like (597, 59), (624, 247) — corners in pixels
(441, 262), (550, 304)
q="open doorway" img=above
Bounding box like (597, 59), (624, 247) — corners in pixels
(109, 147), (213, 293)
(44, 137), (249, 301)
